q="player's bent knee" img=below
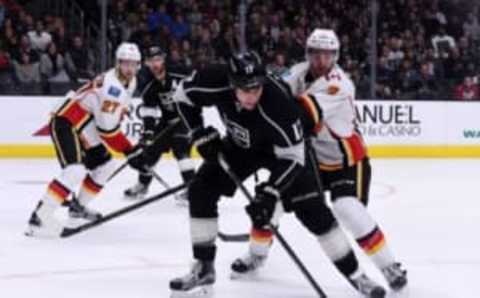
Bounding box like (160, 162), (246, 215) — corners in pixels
(89, 158), (117, 186)
(293, 198), (336, 236)
(84, 145), (112, 170)
(332, 196), (376, 237)
(172, 140), (191, 159)
(316, 224), (352, 261)
(59, 163), (87, 190)
(188, 178), (221, 218)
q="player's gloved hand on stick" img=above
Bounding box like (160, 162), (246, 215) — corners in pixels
(246, 183), (280, 229)
(125, 145), (148, 171)
(140, 129), (161, 166)
(140, 129), (155, 148)
(192, 126), (222, 162)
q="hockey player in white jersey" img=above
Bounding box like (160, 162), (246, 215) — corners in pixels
(25, 43), (147, 237)
(232, 29), (408, 294)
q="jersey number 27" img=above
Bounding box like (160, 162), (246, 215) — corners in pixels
(101, 100), (120, 114)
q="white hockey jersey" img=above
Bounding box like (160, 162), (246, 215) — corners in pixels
(52, 68), (137, 153)
(283, 61), (367, 169)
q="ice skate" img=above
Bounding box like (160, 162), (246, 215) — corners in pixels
(174, 188), (189, 207)
(68, 197), (103, 223)
(382, 262), (408, 291)
(170, 261), (215, 297)
(124, 182), (149, 200)
(230, 252), (266, 279)
(350, 273), (386, 298)
(25, 202), (64, 238)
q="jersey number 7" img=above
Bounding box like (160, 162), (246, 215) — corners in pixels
(292, 120), (303, 142)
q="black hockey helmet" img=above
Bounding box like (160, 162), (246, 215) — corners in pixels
(228, 51), (266, 89)
(144, 44), (166, 59)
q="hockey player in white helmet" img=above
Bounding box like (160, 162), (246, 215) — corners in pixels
(25, 42), (147, 237)
(232, 29), (408, 297)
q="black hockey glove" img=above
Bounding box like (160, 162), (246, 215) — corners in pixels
(246, 183), (280, 229)
(140, 129), (155, 148)
(140, 128), (161, 167)
(125, 145), (148, 171)
(192, 126), (222, 162)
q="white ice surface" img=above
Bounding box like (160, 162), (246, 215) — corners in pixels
(0, 158), (479, 298)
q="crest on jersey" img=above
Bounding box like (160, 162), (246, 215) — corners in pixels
(327, 85), (340, 95)
(225, 118), (251, 148)
(108, 86), (122, 97)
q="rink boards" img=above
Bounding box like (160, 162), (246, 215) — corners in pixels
(0, 96), (479, 158)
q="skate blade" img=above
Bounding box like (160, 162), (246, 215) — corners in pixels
(230, 270), (259, 280)
(391, 284), (410, 298)
(390, 277), (408, 292)
(24, 225), (61, 238)
(65, 217), (88, 228)
(123, 194), (146, 201)
(174, 198), (189, 207)
(171, 285), (213, 298)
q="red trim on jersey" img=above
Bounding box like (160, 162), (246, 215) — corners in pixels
(57, 100), (91, 130)
(326, 125), (367, 167)
(297, 95), (323, 133)
(99, 127), (133, 153)
(341, 132), (367, 166)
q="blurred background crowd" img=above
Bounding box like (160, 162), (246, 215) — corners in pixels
(0, 0), (479, 100)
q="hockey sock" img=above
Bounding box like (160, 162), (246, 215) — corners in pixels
(317, 224), (361, 279)
(78, 160), (115, 205)
(191, 217), (218, 261)
(247, 201), (282, 256)
(42, 164), (86, 206)
(332, 196), (395, 269)
(139, 171), (153, 186)
(178, 158), (196, 183)
(77, 174), (103, 205)
(249, 228), (273, 256)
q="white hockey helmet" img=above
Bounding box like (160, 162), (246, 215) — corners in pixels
(115, 42), (142, 63)
(306, 29), (340, 62)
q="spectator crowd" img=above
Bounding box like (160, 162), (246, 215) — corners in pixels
(0, 0), (94, 94)
(0, 0), (479, 100)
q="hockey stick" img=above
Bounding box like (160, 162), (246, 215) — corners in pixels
(216, 138), (326, 243)
(149, 168), (250, 243)
(215, 170), (261, 243)
(213, 141), (326, 243)
(61, 183), (186, 238)
(106, 118), (183, 183)
(149, 168), (171, 190)
(217, 153), (328, 298)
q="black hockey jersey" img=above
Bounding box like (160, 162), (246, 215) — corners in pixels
(136, 65), (192, 132)
(173, 64), (306, 189)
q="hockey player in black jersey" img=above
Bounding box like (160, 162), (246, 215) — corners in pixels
(169, 51), (386, 298)
(123, 45), (195, 204)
